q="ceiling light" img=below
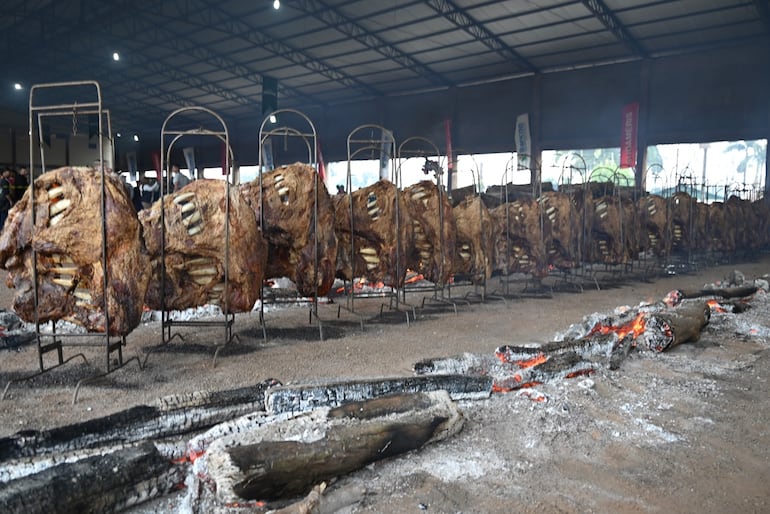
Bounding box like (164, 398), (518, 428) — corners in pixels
(112, 52), (120, 61)
(269, 114), (277, 123)
(273, 0), (280, 9)
(13, 83), (22, 90)
(133, 134), (140, 142)
(116, 132), (122, 138)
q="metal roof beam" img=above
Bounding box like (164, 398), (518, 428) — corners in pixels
(139, 0), (382, 98)
(294, 0), (454, 89)
(580, 0), (648, 58)
(425, 0), (538, 74)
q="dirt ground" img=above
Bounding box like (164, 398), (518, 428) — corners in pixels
(1, 256), (770, 513)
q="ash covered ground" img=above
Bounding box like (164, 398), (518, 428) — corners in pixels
(1, 257), (770, 513)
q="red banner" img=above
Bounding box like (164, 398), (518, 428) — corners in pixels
(620, 102), (639, 168)
(151, 152), (161, 180)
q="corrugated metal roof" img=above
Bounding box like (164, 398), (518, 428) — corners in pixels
(0, 0), (767, 135)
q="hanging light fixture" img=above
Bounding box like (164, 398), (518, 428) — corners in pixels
(273, 0), (280, 9)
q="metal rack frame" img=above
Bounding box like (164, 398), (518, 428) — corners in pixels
(256, 109), (324, 340)
(2, 80), (141, 403)
(156, 106), (236, 365)
(338, 124), (414, 326)
(397, 136), (464, 313)
(448, 157), (505, 305)
(490, 154), (550, 299)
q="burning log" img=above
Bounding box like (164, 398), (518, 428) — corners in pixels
(663, 285), (758, 307)
(139, 179), (267, 313)
(0, 166), (150, 335)
(332, 179), (413, 287)
(265, 374), (492, 415)
(198, 391), (463, 503)
(403, 180), (457, 285)
(490, 198), (547, 277)
(0, 381), (277, 470)
(643, 301), (710, 352)
(239, 163), (338, 297)
(491, 352), (595, 392)
(0, 442), (183, 514)
(538, 191), (580, 269)
(451, 195), (494, 284)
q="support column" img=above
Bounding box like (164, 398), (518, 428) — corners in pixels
(758, 6), (770, 201)
(635, 59), (650, 195)
(530, 73), (543, 191)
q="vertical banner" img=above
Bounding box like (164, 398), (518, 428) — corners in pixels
(444, 118), (454, 191)
(620, 102), (639, 168)
(515, 113), (531, 170)
(317, 138), (326, 183)
(126, 151), (138, 182)
(379, 129), (392, 180)
(262, 138), (274, 172)
(151, 152), (161, 180)
(183, 147), (196, 177)
(262, 76), (278, 116)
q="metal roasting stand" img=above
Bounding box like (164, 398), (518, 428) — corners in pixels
(448, 159), (506, 306)
(584, 166), (634, 286)
(489, 155), (551, 300)
(545, 155), (591, 293)
(336, 124), (414, 328)
(2, 81), (142, 404)
(256, 109), (325, 340)
(152, 107), (236, 366)
(398, 136), (466, 315)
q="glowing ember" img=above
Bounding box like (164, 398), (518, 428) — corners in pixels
(492, 378), (542, 393)
(706, 299), (727, 313)
(565, 368), (594, 379)
(517, 389), (548, 402)
(500, 352), (548, 368)
(404, 273), (425, 284)
(587, 312), (646, 341)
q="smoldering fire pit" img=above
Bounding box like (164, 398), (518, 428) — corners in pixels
(1, 275), (768, 513)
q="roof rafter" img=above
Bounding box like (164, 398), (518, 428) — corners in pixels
(580, 0), (648, 58)
(127, 4), (322, 107)
(294, 0), (454, 89)
(425, 0), (538, 74)
(138, 0), (382, 98)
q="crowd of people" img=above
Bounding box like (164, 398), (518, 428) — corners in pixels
(0, 166), (29, 229)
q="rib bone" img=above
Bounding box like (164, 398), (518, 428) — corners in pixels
(173, 192), (195, 205)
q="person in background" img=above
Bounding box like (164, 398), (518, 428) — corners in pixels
(171, 165), (190, 193)
(11, 167), (29, 203)
(141, 176), (160, 209)
(0, 169), (13, 229)
(132, 177), (145, 212)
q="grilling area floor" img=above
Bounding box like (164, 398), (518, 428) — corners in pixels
(1, 254), (770, 513)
